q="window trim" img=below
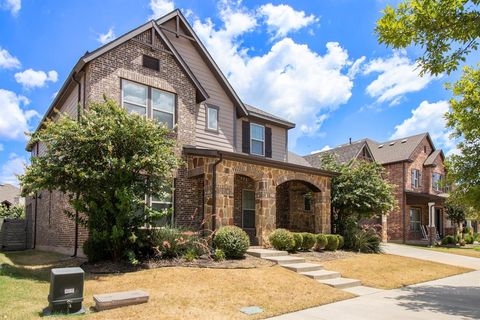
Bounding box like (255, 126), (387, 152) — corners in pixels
(250, 123), (265, 156)
(409, 207), (421, 232)
(121, 78), (176, 129)
(303, 193), (312, 212)
(121, 79), (148, 116)
(205, 104), (219, 132)
(148, 183), (175, 227)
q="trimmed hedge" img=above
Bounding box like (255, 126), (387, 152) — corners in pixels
(325, 234), (339, 251)
(213, 226), (250, 259)
(301, 233), (316, 251)
(269, 229), (295, 251)
(292, 233), (303, 252)
(441, 235), (456, 245)
(336, 235), (344, 249)
(315, 234), (328, 251)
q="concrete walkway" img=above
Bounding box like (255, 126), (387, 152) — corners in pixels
(383, 243), (480, 270)
(269, 270), (480, 320)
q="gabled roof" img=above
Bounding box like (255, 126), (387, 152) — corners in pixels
(424, 149), (444, 166)
(31, 20), (209, 137)
(288, 151), (312, 167)
(245, 104), (295, 128)
(0, 184), (21, 204)
(304, 140), (371, 167)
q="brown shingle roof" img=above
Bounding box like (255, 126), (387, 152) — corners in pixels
(0, 184), (21, 205)
(288, 152), (312, 167)
(244, 104), (295, 128)
(366, 132), (429, 164)
(424, 149), (444, 166)
(304, 141), (368, 167)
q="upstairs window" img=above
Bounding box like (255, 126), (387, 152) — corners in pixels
(206, 105), (218, 131)
(250, 123), (265, 156)
(411, 169), (420, 189)
(122, 79), (175, 129)
(432, 173), (443, 192)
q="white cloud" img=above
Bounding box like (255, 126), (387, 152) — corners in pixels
(14, 69), (58, 89)
(390, 100), (457, 154)
(347, 56), (366, 79)
(192, 1), (354, 145)
(1, 0), (21, 16)
(258, 3), (318, 39)
(0, 89), (39, 139)
(364, 51), (439, 105)
(310, 145), (331, 154)
(0, 153), (26, 186)
(97, 27), (116, 44)
(0, 47), (21, 69)
(148, 0), (174, 20)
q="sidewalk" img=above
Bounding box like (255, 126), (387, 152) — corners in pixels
(269, 270), (480, 320)
(383, 243), (480, 270)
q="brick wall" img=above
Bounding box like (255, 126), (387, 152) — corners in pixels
(383, 162), (405, 241)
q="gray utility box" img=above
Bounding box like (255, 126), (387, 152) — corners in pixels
(48, 267), (84, 314)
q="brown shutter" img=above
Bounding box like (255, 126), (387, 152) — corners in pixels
(242, 121), (250, 154)
(265, 127), (272, 158)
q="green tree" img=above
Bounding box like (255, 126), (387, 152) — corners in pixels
(376, 0), (480, 76)
(20, 98), (180, 262)
(0, 204), (25, 219)
(445, 201), (466, 239)
(320, 155), (398, 245)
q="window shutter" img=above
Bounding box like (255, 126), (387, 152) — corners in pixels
(242, 121), (250, 154)
(265, 127), (272, 158)
(419, 171), (423, 187)
(411, 170), (415, 188)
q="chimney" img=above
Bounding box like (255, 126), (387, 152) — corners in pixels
(349, 138), (352, 145)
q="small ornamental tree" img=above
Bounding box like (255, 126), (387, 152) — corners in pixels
(20, 98), (180, 262)
(445, 201), (466, 241)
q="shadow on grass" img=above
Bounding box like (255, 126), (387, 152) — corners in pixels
(393, 283), (480, 319)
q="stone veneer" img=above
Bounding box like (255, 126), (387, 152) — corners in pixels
(185, 155), (332, 245)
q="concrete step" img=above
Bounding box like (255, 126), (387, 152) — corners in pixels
(343, 286), (384, 296)
(300, 270), (340, 280)
(318, 277), (361, 289)
(282, 262), (323, 273)
(246, 248), (288, 258)
(265, 256), (305, 265)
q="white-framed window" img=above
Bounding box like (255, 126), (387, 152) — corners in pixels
(410, 207), (421, 232)
(122, 79), (175, 129)
(149, 185), (174, 227)
(242, 189), (255, 229)
(207, 105), (218, 131)
(411, 169), (420, 188)
(250, 123), (265, 156)
(432, 173), (443, 191)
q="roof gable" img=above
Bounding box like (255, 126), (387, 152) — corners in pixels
(304, 140), (370, 167)
(367, 133), (434, 164)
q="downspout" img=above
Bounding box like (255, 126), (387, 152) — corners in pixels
(71, 72), (82, 257)
(33, 142), (39, 249)
(211, 153), (223, 231)
(402, 162), (406, 244)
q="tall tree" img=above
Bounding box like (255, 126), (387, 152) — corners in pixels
(21, 99), (180, 262)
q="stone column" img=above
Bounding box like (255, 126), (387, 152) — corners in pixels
(255, 178), (276, 246)
(428, 202), (436, 246)
(314, 192), (331, 234)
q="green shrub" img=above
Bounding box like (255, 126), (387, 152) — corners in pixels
(291, 233), (303, 252)
(464, 234), (474, 244)
(83, 232), (110, 263)
(325, 235), (339, 251)
(336, 235), (345, 249)
(441, 235), (455, 245)
(351, 228), (382, 253)
(300, 233), (316, 251)
(184, 249), (198, 262)
(151, 227), (200, 258)
(213, 226), (250, 259)
(474, 233), (479, 242)
(269, 229), (295, 251)
(464, 226), (473, 235)
(314, 234), (328, 251)
(213, 249), (226, 261)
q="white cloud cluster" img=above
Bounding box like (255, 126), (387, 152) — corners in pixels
(0, 153), (26, 186)
(364, 51), (438, 105)
(1, 0), (21, 16)
(149, 0), (174, 20)
(0, 47), (21, 69)
(0, 89), (39, 139)
(258, 3), (318, 39)
(97, 27), (116, 44)
(390, 100), (457, 155)
(14, 68), (58, 89)
(192, 1), (355, 144)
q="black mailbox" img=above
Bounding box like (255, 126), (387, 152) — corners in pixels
(47, 267), (85, 314)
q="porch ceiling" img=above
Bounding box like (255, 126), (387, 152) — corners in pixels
(405, 191), (447, 205)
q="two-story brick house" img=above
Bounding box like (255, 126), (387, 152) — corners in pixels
(305, 132), (450, 243)
(25, 9), (336, 256)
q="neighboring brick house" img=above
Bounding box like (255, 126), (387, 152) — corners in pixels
(25, 9), (335, 256)
(305, 132), (450, 243)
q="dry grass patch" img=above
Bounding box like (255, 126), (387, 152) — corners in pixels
(322, 254), (471, 289)
(0, 250), (352, 320)
(422, 246), (480, 259)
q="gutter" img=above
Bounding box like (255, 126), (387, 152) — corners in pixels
(211, 153), (223, 231)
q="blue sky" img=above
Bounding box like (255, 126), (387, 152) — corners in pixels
(0, 0), (471, 185)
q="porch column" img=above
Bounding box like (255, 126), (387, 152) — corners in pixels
(313, 192), (331, 234)
(428, 202), (436, 246)
(255, 178), (276, 246)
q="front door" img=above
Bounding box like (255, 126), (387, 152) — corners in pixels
(435, 208), (443, 237)
(242, 190), (257, 245)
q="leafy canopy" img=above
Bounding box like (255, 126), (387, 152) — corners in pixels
(0, 204), (25, 219)
(20, 98), (180, 261)
(376, 0), (480, 75)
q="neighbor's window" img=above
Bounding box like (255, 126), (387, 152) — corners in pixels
(152, 88), (175, 129)
(207, 105), (218, 131)
(410, 208), (421, 232)
(242, 190), (255, 229)
(122, 80), (147, 116)
(411, 169), (420, 188)
(432, 173), (443, 192)
(122, 79), (175, 129)
(250, 123), (265, 156)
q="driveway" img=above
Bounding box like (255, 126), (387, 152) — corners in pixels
(383, 243), (480, 270)
(269, 270), (480, 320)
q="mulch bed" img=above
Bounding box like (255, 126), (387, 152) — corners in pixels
(292, 250), (359, 263)
(82, 254), (274, 274)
